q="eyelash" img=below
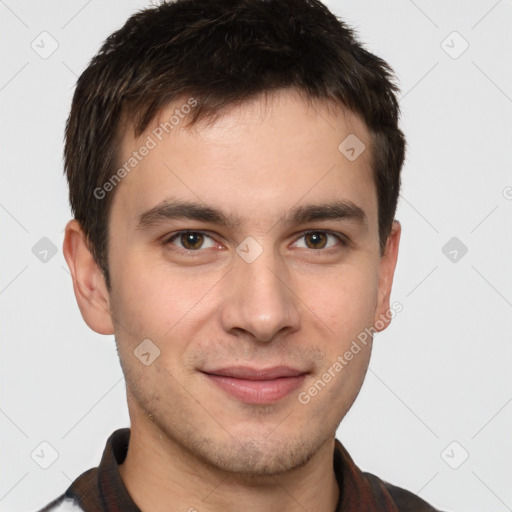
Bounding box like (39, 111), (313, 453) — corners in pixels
(163, 230), (348, 253)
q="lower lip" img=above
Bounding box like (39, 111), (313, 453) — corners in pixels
(203, 373), (306, 404)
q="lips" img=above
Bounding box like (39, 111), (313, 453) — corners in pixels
(201, 366), (308, 404)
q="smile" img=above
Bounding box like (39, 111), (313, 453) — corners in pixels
(201, 366), (308, 404)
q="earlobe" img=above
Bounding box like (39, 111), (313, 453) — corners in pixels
(62, 219), (115, 335)
(373, 220), (401, 332)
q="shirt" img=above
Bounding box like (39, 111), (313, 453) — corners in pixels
(37, 428), (445, 511)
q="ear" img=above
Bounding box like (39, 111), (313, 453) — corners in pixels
(373, 220), (401, 332)
(62, 219), (115, 335)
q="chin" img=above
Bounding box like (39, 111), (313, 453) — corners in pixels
(193, 433), (321, 477)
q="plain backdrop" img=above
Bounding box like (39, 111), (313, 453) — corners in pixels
(0, 1), (511, 511)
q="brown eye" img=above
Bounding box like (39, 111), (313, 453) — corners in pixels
(180, 232), (204, 250)
(292, 231), (345, 251)
(165, 231), (216, 251)
(304, 231), (328, 249)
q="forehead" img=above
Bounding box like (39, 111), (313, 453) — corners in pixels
(111, 89), (377, 232)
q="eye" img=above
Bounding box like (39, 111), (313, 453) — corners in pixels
(165, 231), (217, 251)
(293, 230), (346, 250)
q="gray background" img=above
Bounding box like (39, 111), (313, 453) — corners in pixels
(0, 0), (511, 511)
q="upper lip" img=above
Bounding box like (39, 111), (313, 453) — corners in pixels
(201, 366), (308, 381)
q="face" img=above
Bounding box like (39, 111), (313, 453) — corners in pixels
(67, 89), (400, 476)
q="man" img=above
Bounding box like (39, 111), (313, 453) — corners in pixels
(40, 0), (447, 510)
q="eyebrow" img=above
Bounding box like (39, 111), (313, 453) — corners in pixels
(135, 198), (368, 231)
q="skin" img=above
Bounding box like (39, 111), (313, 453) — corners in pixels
(63, 88), (400, 512)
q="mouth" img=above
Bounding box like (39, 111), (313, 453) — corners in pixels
(200, 366), (309, 404)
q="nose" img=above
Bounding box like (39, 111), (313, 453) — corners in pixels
(220, 245), (301, 343)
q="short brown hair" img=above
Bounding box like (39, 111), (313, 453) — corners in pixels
(64, 0), (406, 290)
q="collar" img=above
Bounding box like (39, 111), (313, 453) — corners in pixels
(66, 428), (399, 511)
(66, 428), (139, 511)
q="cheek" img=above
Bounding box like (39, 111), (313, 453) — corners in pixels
(110, 250), (218, 339)
(298, 261), (379, 342)
(298, 334), (372, 422)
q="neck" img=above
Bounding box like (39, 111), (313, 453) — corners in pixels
(118, 421), (340, 512)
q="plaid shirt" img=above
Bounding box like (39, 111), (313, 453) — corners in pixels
(39, 428), (444, 511)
